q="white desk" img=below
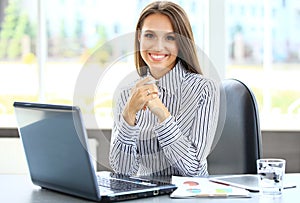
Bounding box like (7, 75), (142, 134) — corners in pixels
(0, 173), (299, 203)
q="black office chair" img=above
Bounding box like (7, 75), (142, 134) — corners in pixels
(207, 78), (262, 174)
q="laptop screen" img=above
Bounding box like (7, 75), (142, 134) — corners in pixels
(14, 102), (101, 201)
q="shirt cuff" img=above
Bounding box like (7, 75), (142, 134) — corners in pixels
(117, 116), (139, 145)
(154, 116), (181, 148)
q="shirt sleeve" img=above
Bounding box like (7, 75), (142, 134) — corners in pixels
(154, 79), (219, 176)
(109, 90), (140, 176)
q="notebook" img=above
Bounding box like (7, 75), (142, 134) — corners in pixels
(13, 102), (177, 202)
(209, 175), (260, 192)
(209, 174), (297, 192)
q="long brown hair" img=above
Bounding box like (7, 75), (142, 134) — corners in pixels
(134, 1), (202, 76)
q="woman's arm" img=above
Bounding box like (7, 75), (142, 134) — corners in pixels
(109, 86), (141, 175)
(109, 77), (158, 175)
(109, 116), (140, 176)
(154, 79), (219, 176)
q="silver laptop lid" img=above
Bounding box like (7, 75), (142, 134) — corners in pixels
(13, 102), (101, 201)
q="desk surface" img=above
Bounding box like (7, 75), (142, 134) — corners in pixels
(1, 173), (299, 203)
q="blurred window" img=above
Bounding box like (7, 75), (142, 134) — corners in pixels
(226, 0), (300, 130)
(1, 0), (299, 130)
(0, 0), (38, 126)
(0, 0), (206, 128)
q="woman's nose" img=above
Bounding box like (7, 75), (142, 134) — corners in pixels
(153, 38), (164, 51)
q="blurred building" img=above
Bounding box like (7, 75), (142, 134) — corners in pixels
(1, 0), (300, 62)
(227, 0), (300, 63)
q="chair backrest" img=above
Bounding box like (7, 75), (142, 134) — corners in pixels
(207, 79), (262, 174)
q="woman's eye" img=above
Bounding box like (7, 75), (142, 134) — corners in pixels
(144, 33), (154, 39)
(166, 35), (176, 41)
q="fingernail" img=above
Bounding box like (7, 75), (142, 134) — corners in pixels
(152, 92), (158, 98)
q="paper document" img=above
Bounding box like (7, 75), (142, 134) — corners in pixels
(170, 176), (250, 198)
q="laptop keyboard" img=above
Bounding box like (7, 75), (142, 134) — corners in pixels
(97, 176), (156, 191)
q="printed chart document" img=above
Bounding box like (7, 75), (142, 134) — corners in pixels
(170, 176), (251, 198)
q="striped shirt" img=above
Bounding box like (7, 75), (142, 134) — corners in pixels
(110, 62), (219, 177)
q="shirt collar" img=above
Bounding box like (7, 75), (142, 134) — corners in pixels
(157, 61), (186, 95)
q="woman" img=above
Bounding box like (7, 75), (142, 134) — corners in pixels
(110, 1), (219, 177)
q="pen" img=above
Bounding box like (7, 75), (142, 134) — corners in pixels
(284, 185), (297, 190)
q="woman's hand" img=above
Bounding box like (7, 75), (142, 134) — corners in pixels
(122, 76), (159, 125)
(146, 97), (171, 123)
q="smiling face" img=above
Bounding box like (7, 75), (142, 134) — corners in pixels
(139, 13), (179, 79)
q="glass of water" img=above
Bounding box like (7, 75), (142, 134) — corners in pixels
(257, 159), (286, 196)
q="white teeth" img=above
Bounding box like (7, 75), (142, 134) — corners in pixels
(151, 54), (165, 59)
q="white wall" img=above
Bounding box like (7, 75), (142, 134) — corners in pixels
(0, 138), (98, 174)
(0, 138), (28, 174)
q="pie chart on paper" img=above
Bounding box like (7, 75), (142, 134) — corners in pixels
(186, 188), (202, 194)
(183, 181), (199, 186)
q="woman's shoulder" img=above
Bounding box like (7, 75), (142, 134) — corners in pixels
(116, 72), (139, 92)
(113, 71), (139, 102)
(180, 72), (219, 105)
(183, 72), (218, 90)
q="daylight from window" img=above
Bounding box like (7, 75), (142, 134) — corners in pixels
(0, 0), (299, 130)
(225, 0), (300, 130)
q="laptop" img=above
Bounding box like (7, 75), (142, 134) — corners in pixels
(13, 102), (177, 202)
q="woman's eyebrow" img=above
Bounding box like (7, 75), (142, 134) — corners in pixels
(141, 30), (175, 35)
(141, 29), (154, 33)
(166, 32), (176, 35)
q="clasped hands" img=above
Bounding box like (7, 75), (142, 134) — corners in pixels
(123, 76), (170, 126)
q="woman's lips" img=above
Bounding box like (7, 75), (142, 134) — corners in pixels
(149, 53), (168, 61)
